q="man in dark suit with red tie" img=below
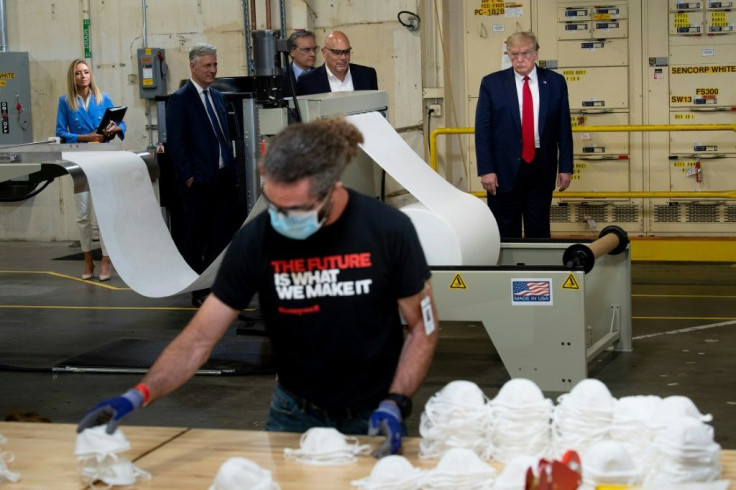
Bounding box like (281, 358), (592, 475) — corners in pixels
(475, 31), (573, 239)
(295, 30), (378, 96)
(166, 43), (239, 306)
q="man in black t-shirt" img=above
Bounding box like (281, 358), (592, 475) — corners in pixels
(78, 117), (439, 458)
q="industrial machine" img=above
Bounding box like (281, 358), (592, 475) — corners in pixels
(0, 27), (632, 392)
(431, 227), (631, 392)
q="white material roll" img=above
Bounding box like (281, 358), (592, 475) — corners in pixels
(62, 151), (231, 298)
(62, 112), (499, 297)
(345, 112), (500, 265)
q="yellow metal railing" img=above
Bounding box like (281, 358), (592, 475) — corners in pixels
(429, 124), (736, 199)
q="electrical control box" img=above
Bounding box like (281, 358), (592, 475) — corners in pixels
(0, 52), (33, 145)
(137, 47), (168, 99)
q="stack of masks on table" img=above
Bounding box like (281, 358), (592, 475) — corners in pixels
(644, 417), (722, 485)
(0, 432), (20, 484)
(551, 378), (616, 456)
(412, 377), (724, 488)
(75, 426), (151, 488)
(488, 378), (553, 463)
(351, 447), (496, 490)
(283, 427), (371, 465)
(418, 380), (493, 460)
(209, 457), (280, 490)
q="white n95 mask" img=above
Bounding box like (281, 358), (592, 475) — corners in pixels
(283, 427), (371, 465)
(654, 395), (713, 428)
(75, 425), (130, 460)
(75, 425), (150, 488)
(422, 447), (496, 489)
(580, 440), (642, 490)
(558, 378), (616, 413)
(493, 378), (547, 408)
(209, 457), (280, 490)
(351, 454), (424, 490)
(0, 451), (20, 484)
(79, 455), (151, 487)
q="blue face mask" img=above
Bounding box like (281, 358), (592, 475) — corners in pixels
(268, 207), (325, 240)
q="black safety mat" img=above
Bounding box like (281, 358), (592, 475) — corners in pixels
(53, 248), (103, 261)
(53, 336), (273, 375)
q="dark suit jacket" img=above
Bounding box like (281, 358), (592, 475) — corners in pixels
(474, 66), (573, 193)
(166, 80), (233, 192)
(295, 63), (378, 95)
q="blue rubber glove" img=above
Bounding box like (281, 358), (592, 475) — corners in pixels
(77, 388), (144, 434)
(368, 400), (402, 458)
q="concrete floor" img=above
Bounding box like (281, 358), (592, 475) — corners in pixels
(0, 241), (734, 448)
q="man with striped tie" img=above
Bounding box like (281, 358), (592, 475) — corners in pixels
(166, 43), (240, 306)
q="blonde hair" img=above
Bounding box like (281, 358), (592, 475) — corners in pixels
(506, 31), (540, 51)
(65, 59), (103, 112)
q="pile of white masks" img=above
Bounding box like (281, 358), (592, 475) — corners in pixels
(489, 378), (552, 463)
(644, 417), (722, 485)
(418, 380), (493, 460)
(209, 457), (280, 490)
(75, 426), (151, 488)
(421, 447), (496, 489)
(283, 427), (371, 465)
(0, 432), (20, 484)
(551, 378), (615, 456)
(350, 455), (424, 490)
(608, 395), (662, 460)
(579, 440), (643, 490)
(494, 455), (537, 490)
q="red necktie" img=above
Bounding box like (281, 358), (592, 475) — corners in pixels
(521, 75), (535, 164)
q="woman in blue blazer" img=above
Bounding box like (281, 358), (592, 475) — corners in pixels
(56, 59), (126, 281)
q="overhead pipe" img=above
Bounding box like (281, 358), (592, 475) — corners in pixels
(0, 0), (7, 52)
(243, 0), (254, 75)
(141, 0), (148, 47)
(279, 0), (286, 39)
(141, 0), (154, 149)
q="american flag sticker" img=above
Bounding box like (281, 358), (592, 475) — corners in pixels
(511, 278), (553, 305)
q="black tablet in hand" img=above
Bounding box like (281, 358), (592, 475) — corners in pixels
(96, 105), (127, 135)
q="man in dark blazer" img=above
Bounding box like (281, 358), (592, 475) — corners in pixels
(296, 30), (378, 95)
(166, 42), (239, 306)
(287, 30), (318, 83)
(475, 31), (573, 239)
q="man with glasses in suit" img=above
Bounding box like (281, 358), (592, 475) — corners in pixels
(287, 30), (318, 82)
(296, 30), (378, 95)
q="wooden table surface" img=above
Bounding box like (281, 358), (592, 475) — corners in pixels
(0, 422), (734, 489)
(0, 421), (186, 490)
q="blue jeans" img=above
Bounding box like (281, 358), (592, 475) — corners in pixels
(265, 384), (407, 436)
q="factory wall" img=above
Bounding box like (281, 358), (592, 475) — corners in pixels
(4, 0), (734, 241)
(0, 0), (431, 240)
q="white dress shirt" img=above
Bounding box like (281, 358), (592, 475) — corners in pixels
(326, 65), (354, 92)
